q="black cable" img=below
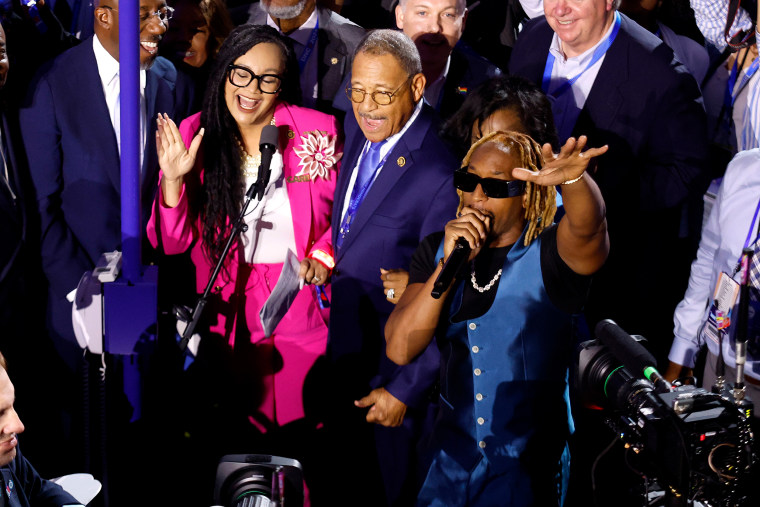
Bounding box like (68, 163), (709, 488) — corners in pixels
(591, 434), (620, 507)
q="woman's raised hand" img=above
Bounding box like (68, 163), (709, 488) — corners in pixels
(156, 112), (204, 183)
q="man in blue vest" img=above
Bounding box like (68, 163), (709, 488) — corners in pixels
(386, 130), (609, 506)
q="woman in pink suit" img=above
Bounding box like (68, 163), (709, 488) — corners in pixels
(147, 25), (341, 491)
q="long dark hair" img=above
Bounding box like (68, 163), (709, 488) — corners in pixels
(198, 24), (300, 269)
(442, 75), (559, 157)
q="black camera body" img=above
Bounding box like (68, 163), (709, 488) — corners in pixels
(577, 338), (755, 506)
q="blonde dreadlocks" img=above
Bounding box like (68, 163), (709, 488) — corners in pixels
(458, 130), (556, 246)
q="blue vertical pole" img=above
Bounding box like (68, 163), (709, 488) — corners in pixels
(119, 0), (141, 283)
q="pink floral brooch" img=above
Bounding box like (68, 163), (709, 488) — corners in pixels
(294, 132), (341, 181)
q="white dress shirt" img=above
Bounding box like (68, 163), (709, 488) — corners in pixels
(93, 34), (148, 172)
(241, 149), (298, 264)
(546, 17), (616, 142)
(670, 149), (760, 380)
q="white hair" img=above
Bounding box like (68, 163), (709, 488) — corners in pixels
(258, 0), (308, 20)
(355, 29), (422, 77)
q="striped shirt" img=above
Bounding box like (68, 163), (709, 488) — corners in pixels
(691, 0), (759, 150)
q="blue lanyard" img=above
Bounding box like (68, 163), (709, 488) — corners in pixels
(724, 55), (760, 109)
(297, 18), (319, 74)
(542, 12), (621, 98)
(733, 197), (760, 283)
(338, 142), (390, 242)
(732, 197), (760, 276)
(742, 198), (760, 250)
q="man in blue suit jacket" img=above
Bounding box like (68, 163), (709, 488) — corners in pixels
(17, 2), (188, 496)
(19, 0), (184, 372)
(327, 29), (459, 506)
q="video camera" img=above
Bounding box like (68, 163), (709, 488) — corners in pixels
(576, 320), (756, 506)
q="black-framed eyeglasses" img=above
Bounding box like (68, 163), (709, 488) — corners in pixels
(227, 65), (283, 94)
(100, 5), (175, 24)
(454, 168), (526, 198)
(345, 76), (412, 106)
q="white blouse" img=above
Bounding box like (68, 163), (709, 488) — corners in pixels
(241, 149), (298, 264)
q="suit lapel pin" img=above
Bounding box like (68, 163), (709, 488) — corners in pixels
(397, 156), (406, 167)
(287, 129), (295, 139)
(330, 57), (339, 65)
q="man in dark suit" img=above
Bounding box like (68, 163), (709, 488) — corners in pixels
(17, 1), (186, 496)
(0, 22), (79, 479)
(327, 29), (458, 506)
(0, 350), (83, 507)
(19, 0), (183, 373)
(0, 23), (24, 354)
(394, 0), (501, 120)
(246, 0), (365, 115)
(509, 1), (709, 502)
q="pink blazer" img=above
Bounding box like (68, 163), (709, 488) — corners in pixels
(147, 102), (341, 425)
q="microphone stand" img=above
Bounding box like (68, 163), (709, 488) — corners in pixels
(176, 179), (265, 352)
(733, 247), (754, 417)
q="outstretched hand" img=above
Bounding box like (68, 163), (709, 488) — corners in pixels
(511, 136), (608, 187)
(156, 112), (204, 183)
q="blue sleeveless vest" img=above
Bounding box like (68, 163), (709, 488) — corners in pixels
(432, 227), (575, 480)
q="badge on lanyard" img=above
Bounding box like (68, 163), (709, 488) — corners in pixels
(701, 272), (740, 346)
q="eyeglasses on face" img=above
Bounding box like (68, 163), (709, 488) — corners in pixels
(100, 5), (175, 24)
(227, 65), (283, 94)
(345, 76), (412, 106)
(454, 168), (526, 198)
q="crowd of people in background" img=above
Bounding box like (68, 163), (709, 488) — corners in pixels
(0, 0), (759, 505)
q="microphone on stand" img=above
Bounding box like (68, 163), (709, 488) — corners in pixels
(431, 238), (471, 299)
(250, 124), (279, 200)
(179, 124), (279, 352)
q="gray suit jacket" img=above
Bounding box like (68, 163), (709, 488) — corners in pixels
(247, 4), (365, 115)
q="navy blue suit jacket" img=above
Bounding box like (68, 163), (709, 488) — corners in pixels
(436, 43), (501, 121)
(329, 104), (459, 408)
(19, 38), (182, 367)
(509, 14), (709, 351)
(0, 114), (24, 304)
(0, 444), (80, 507)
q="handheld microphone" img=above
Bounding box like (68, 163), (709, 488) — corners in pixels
(595, 319), (672, 393)
(431, 237), (471, 299)
(252, 124), (279, 200)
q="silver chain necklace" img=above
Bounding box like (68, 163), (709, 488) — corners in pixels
(470, 265), (503, 293)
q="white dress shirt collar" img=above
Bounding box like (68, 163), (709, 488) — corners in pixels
(266, 7), (318, 44)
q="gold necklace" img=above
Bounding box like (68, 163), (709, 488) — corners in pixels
(240, 116), (276, 179)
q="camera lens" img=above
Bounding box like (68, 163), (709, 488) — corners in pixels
(228, 469), (273, 507)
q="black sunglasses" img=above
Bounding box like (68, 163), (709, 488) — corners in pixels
(454, 168), (526, 198)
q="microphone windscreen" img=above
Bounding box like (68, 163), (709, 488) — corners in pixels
(595, 319), (658, 374)
(260, 124), (279, 148)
